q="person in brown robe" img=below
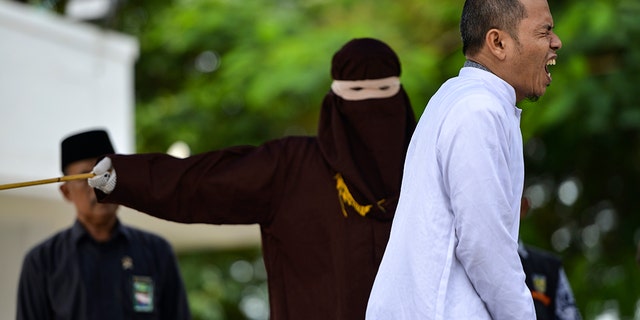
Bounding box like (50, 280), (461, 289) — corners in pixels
(88, 37), (416, 320)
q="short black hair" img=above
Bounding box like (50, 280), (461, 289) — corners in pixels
(460, 0), (527, 56)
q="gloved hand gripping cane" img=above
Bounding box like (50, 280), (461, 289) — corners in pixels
(0, 157), (117, 192)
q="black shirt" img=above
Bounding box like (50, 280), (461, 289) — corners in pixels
(17, 219), (191, 320)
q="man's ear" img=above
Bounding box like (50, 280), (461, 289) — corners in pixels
(60, 183), (72, 202)
(485, 29), (508, 60)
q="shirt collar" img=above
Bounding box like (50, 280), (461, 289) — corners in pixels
(460, 63), (519, 116)
(463, 59), (492, 73)
(71, 219), (130, 244)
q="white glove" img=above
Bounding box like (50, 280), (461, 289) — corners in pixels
(88, 157), (117, 194)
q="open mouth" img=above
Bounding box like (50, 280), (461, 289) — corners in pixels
(545, 58), (556, 82)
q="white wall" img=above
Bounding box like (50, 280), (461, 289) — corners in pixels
(0, 0), (136, 190)
(0, 1), (260, 318)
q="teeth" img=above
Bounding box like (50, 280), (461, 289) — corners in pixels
(547, 59), (556, 66)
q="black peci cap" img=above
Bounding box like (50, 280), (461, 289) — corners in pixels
(60, 129), (115, 172)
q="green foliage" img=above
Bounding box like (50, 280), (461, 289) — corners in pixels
(178, 248), (268, 320)
(519, 0), (640, 318)
(123, 0), (465, 154)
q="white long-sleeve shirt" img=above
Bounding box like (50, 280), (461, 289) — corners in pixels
(366, 67), (536, 319)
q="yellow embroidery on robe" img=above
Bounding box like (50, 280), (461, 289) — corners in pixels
(334, 173), (387, 217)
(335, 173), (371, 217)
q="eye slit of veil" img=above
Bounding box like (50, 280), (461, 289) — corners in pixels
(331, 76), (400, 101)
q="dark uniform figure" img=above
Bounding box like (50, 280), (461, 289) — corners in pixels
(519, 197), (581, 320)
(16, 129), (191, 320)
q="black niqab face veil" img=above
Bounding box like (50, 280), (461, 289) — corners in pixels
(318, 38), (416, 221)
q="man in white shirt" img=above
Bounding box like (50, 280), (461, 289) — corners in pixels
(366, 0), (562, 319)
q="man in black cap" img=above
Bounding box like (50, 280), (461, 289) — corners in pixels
(16, 129), (191, 320)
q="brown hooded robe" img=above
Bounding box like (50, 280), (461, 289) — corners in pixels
(97, 38), (416, 320)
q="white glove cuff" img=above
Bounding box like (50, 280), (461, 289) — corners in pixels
(103, 170), (117, 194)
(88, 157), (117, 194)
(88, 169), (117, 194)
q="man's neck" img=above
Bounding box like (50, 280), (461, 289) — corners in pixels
(80, 218), (117, 242)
